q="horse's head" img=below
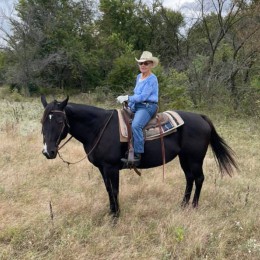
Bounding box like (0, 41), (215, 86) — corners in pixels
(41, 95), (69, 159)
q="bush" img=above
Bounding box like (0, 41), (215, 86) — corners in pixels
(0, 86), (24, 102)
(159, 68), (192, 111)
(106, 52), (139, 94)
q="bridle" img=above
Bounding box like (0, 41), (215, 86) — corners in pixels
(41, 109), (71, 149)
(41, 108), (115, 165)
(41, 109), (79, 165)
(52, 110), (71, 148)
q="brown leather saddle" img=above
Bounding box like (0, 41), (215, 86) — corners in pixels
(118, 108), (184, 142)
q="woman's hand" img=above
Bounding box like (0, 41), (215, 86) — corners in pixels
(116, 95), (128, 104)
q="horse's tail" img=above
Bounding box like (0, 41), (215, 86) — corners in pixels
(201, 115), (238, 176)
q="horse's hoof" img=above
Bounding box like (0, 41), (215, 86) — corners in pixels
(181, 201), (189, 208)
(109, 210), (120, 218)
(192, 202), (199, 209)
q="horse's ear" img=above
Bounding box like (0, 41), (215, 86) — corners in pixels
(41, 95), (48, 108)
(59, 96), (69, 110)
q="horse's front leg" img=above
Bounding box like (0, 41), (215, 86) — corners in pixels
(99, 165), (120, 217)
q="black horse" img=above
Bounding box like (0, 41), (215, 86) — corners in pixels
(41, 96), (237, 217)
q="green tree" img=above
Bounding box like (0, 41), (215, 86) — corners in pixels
(106, 50), (139, 94)
(160, 68), (192, 110)
(185, 0), (260, 110)
(142, 1), (184, 68)
(4, 0), (98, 95)
(97, 0), (185, 93)
(98, 0), (150, 50)
(0, 51), (7, 84)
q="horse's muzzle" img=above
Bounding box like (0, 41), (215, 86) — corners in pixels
(42, 143), (57, 159)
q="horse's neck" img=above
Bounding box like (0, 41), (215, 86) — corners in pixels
(66, 105), (108, 145)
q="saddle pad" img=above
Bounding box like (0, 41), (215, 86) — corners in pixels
(117, 109), (184, 142)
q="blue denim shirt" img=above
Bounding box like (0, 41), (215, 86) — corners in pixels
(128, 73), (158, 112)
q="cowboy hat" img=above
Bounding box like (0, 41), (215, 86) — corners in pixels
(135, 51), (159, 68)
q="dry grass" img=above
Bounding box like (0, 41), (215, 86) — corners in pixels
(0, 96), (259, 260)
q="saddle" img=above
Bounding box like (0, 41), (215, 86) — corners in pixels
(117, 109), (184, 142)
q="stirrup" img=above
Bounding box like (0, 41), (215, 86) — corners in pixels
(121, 156), (140, 167)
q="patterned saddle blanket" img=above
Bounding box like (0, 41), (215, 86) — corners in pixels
(117, 109), (184, 142)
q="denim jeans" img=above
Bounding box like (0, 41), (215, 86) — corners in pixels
(131, 103), (158, 154)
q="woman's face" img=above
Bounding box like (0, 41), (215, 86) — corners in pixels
(138, 61), (153, 74)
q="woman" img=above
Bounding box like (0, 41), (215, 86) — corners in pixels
(117, 51), (159, 165)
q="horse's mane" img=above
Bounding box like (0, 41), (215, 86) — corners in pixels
(65, 103), (110, 118)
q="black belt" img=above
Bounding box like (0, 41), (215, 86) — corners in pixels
(141, 101), (158, 105)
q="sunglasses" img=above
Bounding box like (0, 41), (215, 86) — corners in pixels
(138, 61), (152, 66)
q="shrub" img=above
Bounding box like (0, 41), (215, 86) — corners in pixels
(159, 68), (192, 110)
(106, 52), (139, 94)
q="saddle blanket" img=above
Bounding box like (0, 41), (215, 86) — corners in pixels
(117, 109), (184, 142)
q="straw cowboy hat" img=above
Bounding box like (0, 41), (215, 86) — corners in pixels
(135, 51), (159, 68)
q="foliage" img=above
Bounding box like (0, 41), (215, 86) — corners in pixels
(0, 0), (259, 115)
(99, 0), (149, 50)
(0, 86), (24, 102)
(0, 51), (7, 84)
(4, 0), (98, 95)
(238, 76), (260, 117)
(185, 0), (260, 112)
(251, 76), (260, 91)
(94, 33), (135, 84)
(142, 1), (185, 68)
(160, 68), (192, 110)
(106, 51), (139, 94)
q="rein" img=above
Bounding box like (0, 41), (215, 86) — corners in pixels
(58, 135), (73, 150)
(86, 110), (115, 156)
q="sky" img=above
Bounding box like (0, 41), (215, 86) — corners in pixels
(0, 0), (196, 13)
(163, 0), (195, 10)
(0, 0), (16, 15)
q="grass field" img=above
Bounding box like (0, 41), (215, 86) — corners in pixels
(0, 95), (259, 259)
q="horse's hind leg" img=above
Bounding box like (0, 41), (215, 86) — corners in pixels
(179, 157), (194, 207)
(192, 166), (204, 208)
(179, 156), (204, 208)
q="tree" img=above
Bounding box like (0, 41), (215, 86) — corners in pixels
(4, 0), (98, 95)
(159, 68), (192, 110)
(98, 0), (151, 50)
(106, 50), (139, 94)
(142, 0), (185, 69)
(185, 0), (260, 109)
(0, 51), (6, 84)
